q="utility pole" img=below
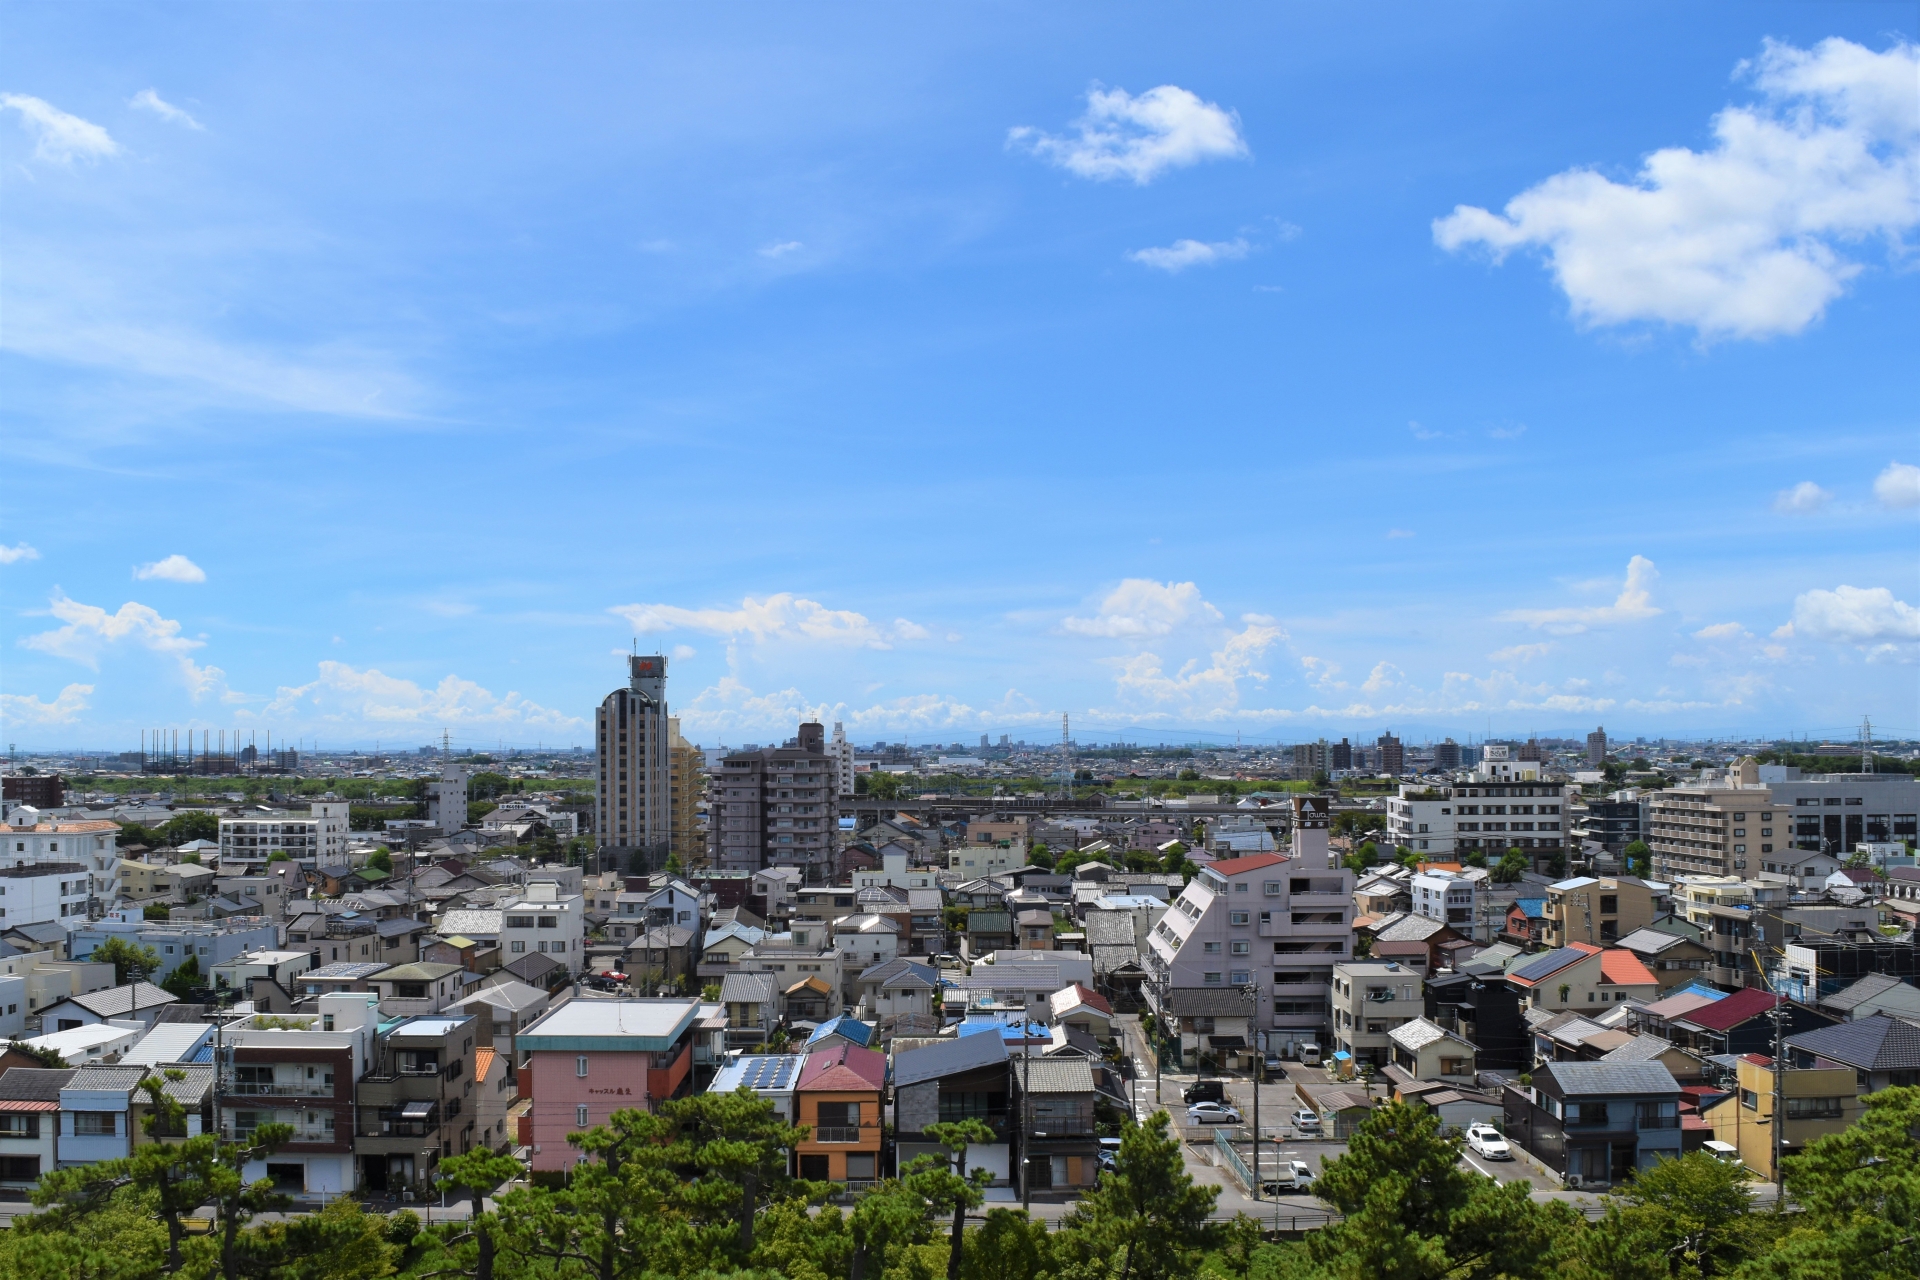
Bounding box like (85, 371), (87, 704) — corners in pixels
(1020, 1015), (1033, 1213)
(1242, 980), (1261, 1199)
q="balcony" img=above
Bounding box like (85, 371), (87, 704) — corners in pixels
(814, 1126), (863, 1143)
(228, 1081), (335, 1098)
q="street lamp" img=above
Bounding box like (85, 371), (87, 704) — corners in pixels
(1240, 980), (1261, 1200)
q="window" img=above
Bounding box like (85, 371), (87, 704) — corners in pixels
(506, 916), (535, 929)
(1264, 882), (1282, 896)
(1230, 969), (1250, 984)
(1229, 911), (1249, 925)
(1234, 882), (1248, 893)
(1740, 1089), (1759, 1111)
(1230, 940), (1249, 955)
(511, 941), (526, 953)
(1785, 1096), (1843, 1120)
(538, 916), (558, 929)
(73, 1112), (117, 1136)
(577, 1105), (589, 1126)
(1636, 1100), (1678, 1129)
(576, 1056), (589, 1077)
(1203, 971), (1222, 985)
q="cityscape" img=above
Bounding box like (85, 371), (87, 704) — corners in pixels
(3, 3), (1918, 1278)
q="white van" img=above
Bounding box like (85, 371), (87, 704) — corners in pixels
(1702, 1140), (1743, 1167)
(1299, 1042), (1323, 1067)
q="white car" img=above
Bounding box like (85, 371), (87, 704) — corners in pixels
(1291, 1108), (1323, 1134)
(1186, 1101), (1243, 1125)
(1465, 1124), (1512, 1160)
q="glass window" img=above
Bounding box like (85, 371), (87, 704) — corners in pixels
(576, 1056), (589, 1077)
(576, 1105), (589, 1126)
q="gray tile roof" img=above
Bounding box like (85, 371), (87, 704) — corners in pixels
(1091, 945), (1142, 975)
(1011, 1057), (1096, 1094)
(63, 982), (178, 1019)
(718, 972), (778, 1005)
(1538, 1061), (1679, 1097)
(1787, 1015), (1920, 1072)
(0, 1067), (76, 1100)
(1375, 915), (1452, 943)
(1601, 1033), (1681, 1063)
(65, 1065), (150, 1094)
(153, 1064), (214, 1104)
(1388, 1017), (1465, 1052)
(892, 1029), (1009, 1086)
(1614, 928), (1695, 956)
(1083, 914), (1137, 946)
(1819, 973), (1910, 1012)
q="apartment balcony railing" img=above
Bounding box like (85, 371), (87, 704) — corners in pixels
(813, 1126), (864, 1143)
(228, 1081), (336, 1098)
(1027, 1120), (1098, 1138)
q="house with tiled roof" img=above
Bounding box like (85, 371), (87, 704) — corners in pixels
(1048, 983), (1114, 1039)
(793, 1043), (885, 1184)
(1817, 973), (1920, 1023)
(893, 1031), (1011, 1185)
(0, 1066), (73, 1189)
(1613, 927), (1714, 994)
(1502, 1060), (1682, 1187)
(1785, 1014), (1920, 1093)
(1012, 1056), (1100, 1192)
(1387, 1016), (1478, 1083)
(1665, 987), (1836, 1058)
(1505, 942), (1658, 1016)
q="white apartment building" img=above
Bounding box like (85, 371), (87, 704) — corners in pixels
(0, 862), (93, 929)
(1410, 868), (1479, 935)
(830, 722), (856, 798)
(440, 880), (587, 974)
(596, 654), (672, 868)
(1387, 785), (1454, 856)
(1329, 959), (1423, 1068)
(217, 799), (350, 870)
(425, 763), (469, 833)
(3, 808), (121, 912)
(1450, 748), (1573, 874)
(948, 842), (1029, 876)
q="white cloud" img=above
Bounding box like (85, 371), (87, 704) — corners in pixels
(129, 88), (202, 131)
(1126, 238), (1249, 272)
(263, 662), (582, 729)
(610, 593), (926, 649)
(1360, 661), (1404, 695)
(18, 593), (230, 700)
(1385, 528), (1415, 540)
(0, 682), (92, 726)
(1875, 461), (1920, 508)
(1300, 656), (1345, 691)
(1433, 38), (1920, 340)
(1772, 481), (1832, 514)
(1489, 643), (1553, 663)
(0, 542), (39, 564)
(1790, 584), (1920, 646)
(0, 93), (118, 164)
(1694, 621), (1751, 640)
(1009, 83), (1249, 184)
(1062, 579), (1223, 638)
(671, 644), (697, 660)
(134, 553), (207, 583)
(1502, 556), (1662, 634)
(1110, 618), (1285, 713)
(759, 241), (803, 259)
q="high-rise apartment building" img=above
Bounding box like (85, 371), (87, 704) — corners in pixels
(1330, 738), (1353, 771)
(425, 762), (469, 833)
(1586, 727), (1609, 766)
(712, 722), (839, 880)
(667, 718), (705, 869)
(1433, 738), (1462, 771)
(1647, 780), (1789, 881)
(596, 655), (671, 873)
(829, 722), (855, 798)
(1376, 732), (1404, 777)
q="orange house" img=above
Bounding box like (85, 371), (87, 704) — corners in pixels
(792, 1041), (885, 1185)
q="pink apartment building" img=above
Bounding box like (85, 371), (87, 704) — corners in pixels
(515, 998), (699, 1172)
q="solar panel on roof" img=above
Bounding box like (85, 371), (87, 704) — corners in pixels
(739, 1057), (798, 1089)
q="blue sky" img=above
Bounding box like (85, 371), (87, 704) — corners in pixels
(2, 3), (1915, 751)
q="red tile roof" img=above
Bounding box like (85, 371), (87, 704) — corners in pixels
(1066, 983), (1112, 1016)
(1741, 1053), (1773, 1067)
(0, 1100), (59, 1112)
(1208, 853), (1287, 876)
(1674, 987), (1782, 1031)
(797, 1042), (886, 1093)
(1599, 950), (1657, 987)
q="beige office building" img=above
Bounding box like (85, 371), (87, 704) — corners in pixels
(1648, 785), (1789, 882)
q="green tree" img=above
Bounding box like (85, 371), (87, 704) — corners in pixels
(366, 847), (394, 873)
(962, 1208), (1055, 1280)
(1622, 840), (1652, 877)
(160, 953), (202, 1001)
(662, 1086), (809, 1260)
(425, 1148), (526, 1280)
(1027, 848), (1056, 871)
(1052, 1110), (1220, 1280)
(925, 1119), (999, 1280)
(1491, 849), (1530, 884)
(242, 1198), (400, 1280)
(88, 936), (163, 985)
(1461, 849), (1487, 868)
(1294, 1098), (1576, 1280)
(1743, 1084), (1920, 1279)
(161, 811), (221, 845)
(1, 1184), (169, 1280)
(1571, 1152), (1771, 1280)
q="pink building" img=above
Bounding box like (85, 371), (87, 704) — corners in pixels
(515, 998), (699, 1172)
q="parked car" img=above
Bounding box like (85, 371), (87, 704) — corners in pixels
(931, 953), (963, 968)
(1298, 1042), (1323, 1066)
(1185, 1101), (1243, 1125)
(1465, 1124), (1512, 1160)
(1097, 1137), (1122, 1171)
(1702, 1140), (1743, 1167)
(1263, 1053), (1284, 1074)
(1262, 1160), (1316, 1195)
(1182, 1079), (1226, 1105)
(1291, 1108), (1323, 1134)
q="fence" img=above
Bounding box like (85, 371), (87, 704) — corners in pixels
(1213, 1127), (1254, 1190)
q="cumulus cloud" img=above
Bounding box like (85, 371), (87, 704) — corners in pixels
(1062, 580), (1224, 638)
(134, 553), (207, 583)
(0, 542), (39, 564)
(0, 93), (118, 163)
(1790, 585), (1920, 647)
(1009, 83), (1249, 184)
(1110, 618), (1285, 713)
(264, 661), (585, 730)
(1126, 237), (1250, 272)
(1876, 461), (1920, 508)
(1773, 481), (1833, 514)
(674, 675), (1054, 738)
(19, 593), (230, 699)
(1434, 38), (1920, 339)
(129, 88), (202, 130)
(1489, 643), (1553, 663)
(1694, 621), (1751, 640)
(1300, 656), (1345, 691)
(610, 594), (927, 649)
(0, 682), (92, 726)
(1502, 556), (1662, 634)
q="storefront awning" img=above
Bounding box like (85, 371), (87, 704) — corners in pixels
(399, 1100), (436, 1119)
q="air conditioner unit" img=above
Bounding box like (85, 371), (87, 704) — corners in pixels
(1563, 1174), (1586, 1190)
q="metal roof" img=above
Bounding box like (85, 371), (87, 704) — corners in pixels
(710, 1054), (803, 1093)
(122, 1023), (216, 1067)
(519, 997), (701, 1051)
(1509, 946), (1596, 986)
(1538, 1061), (1679, 1097)
(1787, 1015), (1920, 1073)
(892, 1028), (1009, 1086)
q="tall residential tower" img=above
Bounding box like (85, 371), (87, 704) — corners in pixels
(596, 655), (671, 873)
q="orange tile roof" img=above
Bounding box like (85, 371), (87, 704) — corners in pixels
(1207, 853), (1287, 875)
(475, 1048), (497, 1079)
(1599, 949), (1657, 987)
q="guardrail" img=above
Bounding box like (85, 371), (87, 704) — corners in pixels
(1213, 1128), (1254, 1190)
